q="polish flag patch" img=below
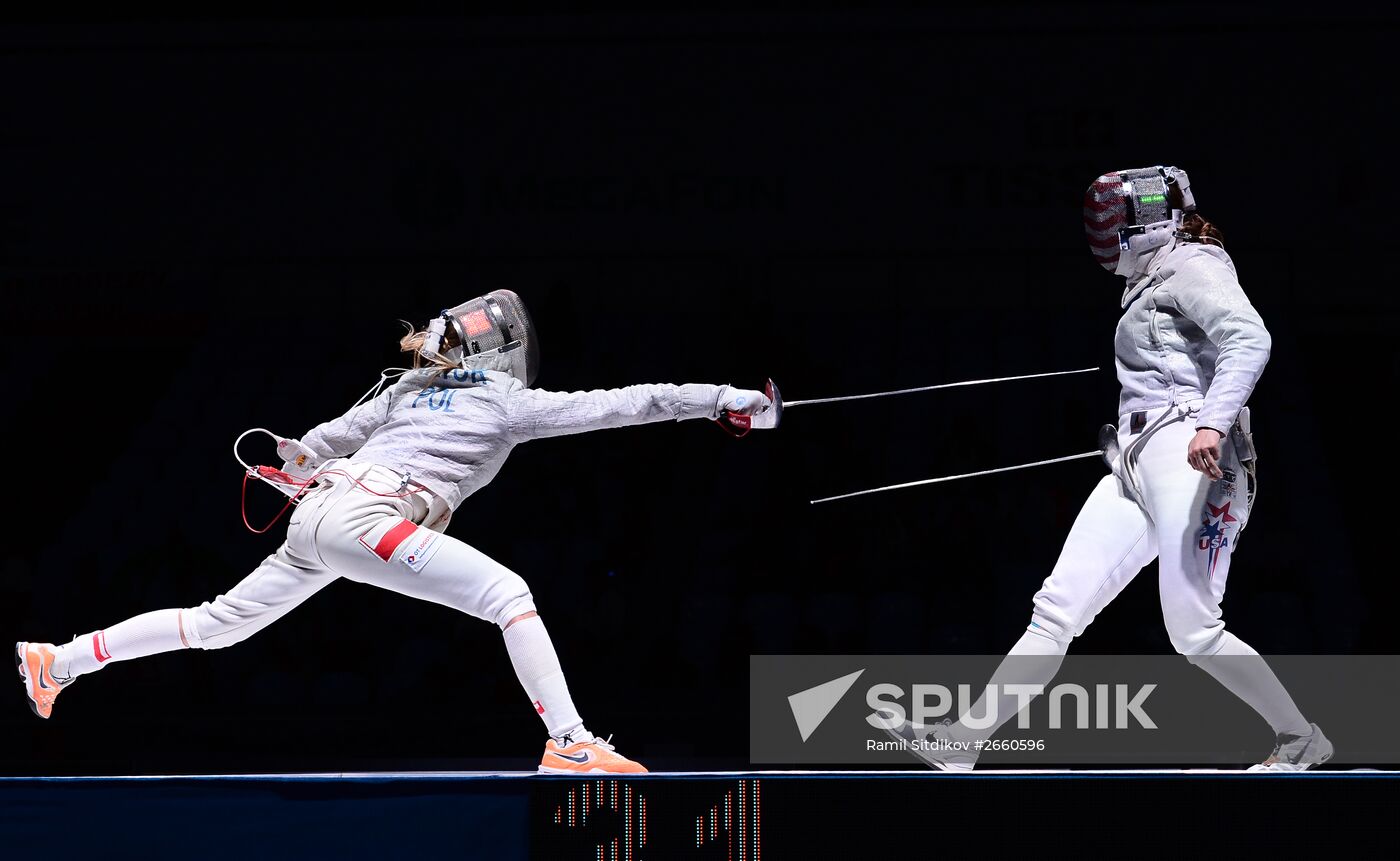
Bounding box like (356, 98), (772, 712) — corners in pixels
(533, 700), (546, 715)
(358, 518), (419, 562)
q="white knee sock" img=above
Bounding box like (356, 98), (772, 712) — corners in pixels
(1191, 632), (1310, 737)
(53, 608), (193, 680)
(947, 628), (1068, 745)
(502, 615), (591, 743)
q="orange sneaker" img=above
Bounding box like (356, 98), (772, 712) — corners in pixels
(539, 734), (648, 774)
(15, 642), (69, 719)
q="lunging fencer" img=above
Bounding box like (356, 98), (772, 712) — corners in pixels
(16, 290), (773, 774)
(884, 166), (1332, 771)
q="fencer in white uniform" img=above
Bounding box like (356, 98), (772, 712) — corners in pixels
(16, 290), (773, 774)
(885, 166), (1332, 772)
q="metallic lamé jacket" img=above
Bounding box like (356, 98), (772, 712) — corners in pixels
(297, 365), (726, 514)
(1115, 241), (1271, 435)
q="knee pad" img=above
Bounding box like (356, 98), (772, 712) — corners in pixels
(180, 606), (209, 650)
(1169, 621), (1227, 660)
(1027, 611), (1073, 646)
(184, 597), (277, 651)
(489, 576), (537, 629)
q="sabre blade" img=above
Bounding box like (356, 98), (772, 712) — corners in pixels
(810, 450), (1104, 505)
(784, 367), (1098, 409)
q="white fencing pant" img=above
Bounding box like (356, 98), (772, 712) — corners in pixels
(185, 464), (536, 650)
(947, 400), (1309, 745)
(1030, 401), (1248, 657)
(54, 463), (592, 739)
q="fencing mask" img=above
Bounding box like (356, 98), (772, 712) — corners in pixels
(419, 289), (540, 386)
(1084, 165), (1196, 278)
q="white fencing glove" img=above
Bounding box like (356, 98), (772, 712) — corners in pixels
(714, 380), (781, 436)
(718, 385), (774, 417)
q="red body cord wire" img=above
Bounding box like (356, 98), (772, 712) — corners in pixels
(240, 466), (424, 534)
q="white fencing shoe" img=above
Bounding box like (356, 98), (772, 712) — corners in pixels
(880, 716), (979, 772)
(1246, 723), (1334, 772)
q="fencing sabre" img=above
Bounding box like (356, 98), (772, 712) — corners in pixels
(715, 367), (1098, 437)
(810, 423), (1120, 504)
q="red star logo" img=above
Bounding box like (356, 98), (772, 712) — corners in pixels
(1206, 501), (1237, 523)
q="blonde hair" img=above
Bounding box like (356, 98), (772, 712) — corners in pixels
(398, 321), (458, 373)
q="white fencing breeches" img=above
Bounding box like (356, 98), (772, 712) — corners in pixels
(1030, 401), (1249, 657)
(186, 464), (536, 650)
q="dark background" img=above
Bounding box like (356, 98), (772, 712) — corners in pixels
(2, 5), (1396, 774)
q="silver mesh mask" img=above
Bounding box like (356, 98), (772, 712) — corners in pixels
(1084, 165), (1196, 273)
(422, 289), (540, 386)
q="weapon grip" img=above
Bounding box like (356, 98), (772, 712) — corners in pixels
(715, 411), (752, 438)
(713, 378), (781, 438)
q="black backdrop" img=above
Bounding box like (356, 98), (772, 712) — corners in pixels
(3, 6), (1396, 774)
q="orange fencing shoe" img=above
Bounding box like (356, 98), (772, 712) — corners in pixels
(16, 642), (69, 720)
(539, 734), (648, 774)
